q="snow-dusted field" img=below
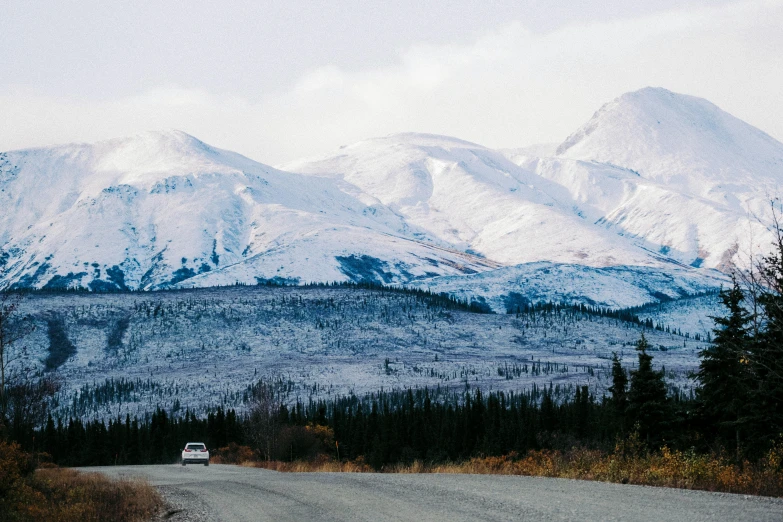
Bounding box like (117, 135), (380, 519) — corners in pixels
(13, 286), (713, 420)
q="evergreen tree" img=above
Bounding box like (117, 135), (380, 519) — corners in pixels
(627, 334), (669, 445)
(608, 352), (628, 433)
(697, 277), (751, 457)
(575, 385), (591, 439)
(747, 233), (783, 453)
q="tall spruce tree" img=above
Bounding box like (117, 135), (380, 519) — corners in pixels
(697, 276), (751, 457)
(608, 352), (628, 433)
(749, 229), (783, 453)
(627, 333), (669, 445)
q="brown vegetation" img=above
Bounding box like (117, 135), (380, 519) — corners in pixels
(212, 424), (337, 463)
(0, 440), (161, 522)
(418, 444), (783, 497)
(210, 435), (783, 498)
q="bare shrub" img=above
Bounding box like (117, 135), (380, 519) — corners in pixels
(276, 424), (335, 461)
(211, 443), (258, 464)
(246, 385), (281, 461)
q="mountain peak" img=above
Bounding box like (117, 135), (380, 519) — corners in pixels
(79, 130), (258, 182)
(123, 129), (199, 142)
(556, 87), (722, 157)
(97, 129), (214, 158)
(554, 87), (783, 196)
(623, 85), (693, 100)
(333, 133), (487, 155)
(1, 129), (206, 157)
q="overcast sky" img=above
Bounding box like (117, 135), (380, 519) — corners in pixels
(1, 0), (781, 164)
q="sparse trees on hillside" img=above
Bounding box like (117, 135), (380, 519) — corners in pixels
(0, 287), (60, 441)
(0, 289), (33, 434)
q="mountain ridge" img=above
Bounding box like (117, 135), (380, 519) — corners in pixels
(0, 130), (497, 291)
(1, 87), (778, 310)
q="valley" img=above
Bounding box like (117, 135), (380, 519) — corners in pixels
(5, 6), (783, 517)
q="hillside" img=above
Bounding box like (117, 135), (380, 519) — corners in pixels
(407, 261), (725, 314)
(15, 286), (708, 419)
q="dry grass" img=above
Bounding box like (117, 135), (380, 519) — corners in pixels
(242, 457), (373, 473)
(211, 443), (372, 472)
(417, 446), (783, 497)
(24, 468), (162, 522)
(0, 440), (162, 522)
(212, 438), (783, 497)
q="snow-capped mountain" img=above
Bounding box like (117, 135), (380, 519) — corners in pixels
(505, 87), (783, 270)
(556, 87), (783, 205)
(1, 87), (777, 310)
(282, 133), (660, 268)
(0, 131), (496, 290)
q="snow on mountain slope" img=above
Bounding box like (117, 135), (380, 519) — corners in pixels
(1, 87), (769, 307)
(502, 88), (782, 270)
(0, 131), (496, 290)
(507, 156), (767, 270)
(406, 261), (727, 314)
(282, 133), (663, 268)
(500, 143), (559, 164)
(281, 127), (731, 311)
(556, 87), (783, 210)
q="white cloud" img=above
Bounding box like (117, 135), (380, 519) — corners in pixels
(0, 0), (781, 164)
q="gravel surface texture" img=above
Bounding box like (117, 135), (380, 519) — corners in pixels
(81, 464), (783, 522)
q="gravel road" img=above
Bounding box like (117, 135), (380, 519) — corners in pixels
(81, 464), (783, 522)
